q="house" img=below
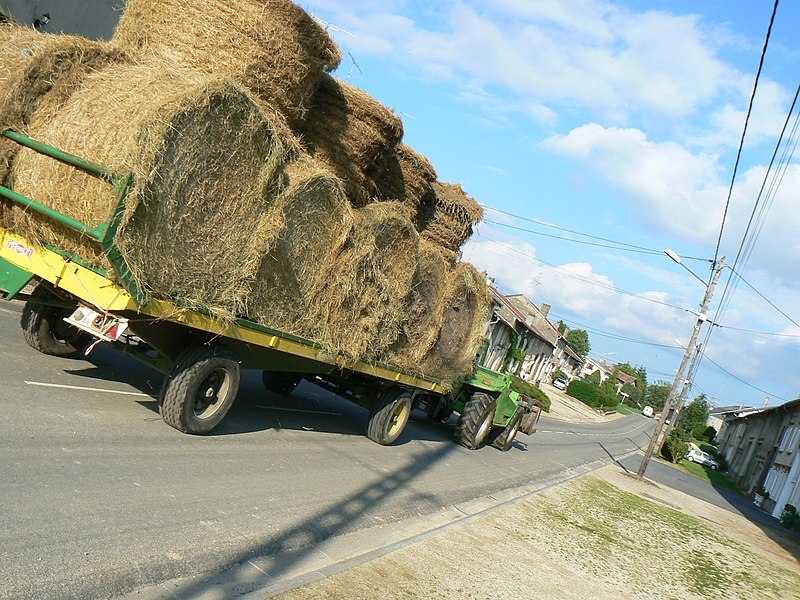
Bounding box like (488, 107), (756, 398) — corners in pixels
(580, 356), (613, 383)
(716, 398), (800, 517)
(479, 287), (556, 383)
(708, 405), (763, 441)
(505, 294), (582, 380)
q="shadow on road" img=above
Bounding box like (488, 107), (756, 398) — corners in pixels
(163, 442), (459, 597)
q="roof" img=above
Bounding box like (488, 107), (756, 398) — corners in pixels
(489, 286), (554, 346)
(616, 371), (638, 386)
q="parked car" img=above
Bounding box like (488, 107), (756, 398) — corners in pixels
(642, 405), (653, 418)
(685, 448), (720, 470)
(553, 378), (568, 390)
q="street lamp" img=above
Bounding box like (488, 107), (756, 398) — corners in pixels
(636, 251), (725, 480)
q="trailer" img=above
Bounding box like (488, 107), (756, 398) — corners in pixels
(0, 130), (540, 450)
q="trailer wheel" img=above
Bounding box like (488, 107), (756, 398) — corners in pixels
(160, 345), (240, 434)
(454, 392), (497, 449)
(490, 408), (523, 452)
(367, 388), (412, 445)
(20, 285), (91, 356)
(262, 371), (302, 395)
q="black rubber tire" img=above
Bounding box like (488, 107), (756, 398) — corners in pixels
(454, 392), (497, 449)
(367, 388), (413, 445)
(491, 408), (523, 452)
(20, 285), (92, 356)
(160, 345), (240, 434)
(262, 371), (302, 395)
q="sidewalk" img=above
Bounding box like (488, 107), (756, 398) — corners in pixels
(540, 382), (627, 424)
(271, 463), (800, 600)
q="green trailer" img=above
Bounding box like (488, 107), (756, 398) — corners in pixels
(0, 130), (540, 450)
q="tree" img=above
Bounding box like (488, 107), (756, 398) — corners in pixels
(565, 329), (590, 359)
(614, 362), (647, 394)
(645, 380), (671, 411)
(678, 394), (711, 437)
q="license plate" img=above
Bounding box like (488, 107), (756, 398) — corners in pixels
(64, 307), (129, 342)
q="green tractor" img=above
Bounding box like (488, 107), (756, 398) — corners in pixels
(423, 365), (542, 451)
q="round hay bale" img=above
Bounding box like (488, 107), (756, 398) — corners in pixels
(301, 74), (404, 207)
(419, 181), (484, 253)
(386, 240), (450, 372)
(307, 201), (419, 361)
(247, 155), (353, 335)
(112, 0), (341, 127)
(0, 23), (126, 183)
(420, 261), (491, 384)
(10, 62), (288, 316)
(375, 143), (437, 218)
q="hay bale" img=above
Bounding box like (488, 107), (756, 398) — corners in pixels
(0, 24), (126, 182)
(419, 181), (484, 253)
(247, 155), (353, 334)
(306, 201), (419, 361)
(420, 261), (491, 384)
(9, 62), (287, 316)
(375, 143), (437, 218)
(301, 74), (404, 207)
(113, 0), (341, 127)
(386, 240), (450, 371)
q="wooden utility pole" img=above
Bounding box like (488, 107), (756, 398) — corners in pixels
(636, 257), (725, 480)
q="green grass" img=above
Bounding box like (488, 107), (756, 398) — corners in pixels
(680, 460), (743, 493)
(615, 403), (637, 415)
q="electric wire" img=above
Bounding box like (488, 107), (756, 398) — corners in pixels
(711, 0), (780, 265)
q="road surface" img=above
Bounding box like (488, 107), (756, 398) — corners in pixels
(0, 299), (655, 598)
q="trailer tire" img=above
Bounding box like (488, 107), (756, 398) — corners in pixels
(490, 408), (523, 452)
(454, 392), (497, 449)
(262, 371), (302, 395)
(367, 388), (412, 445)
(20, 285), (91, 356)
(160, 345), (240, 434)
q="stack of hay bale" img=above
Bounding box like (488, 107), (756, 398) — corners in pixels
(0, 0), (490, 385)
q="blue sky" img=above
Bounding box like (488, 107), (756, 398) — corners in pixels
(304, 0), (800, 408)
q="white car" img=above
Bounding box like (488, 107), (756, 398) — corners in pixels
(685, 448), (720, 470)
(553, 378), (568, 390)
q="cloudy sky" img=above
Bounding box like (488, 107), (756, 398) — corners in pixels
(305, 0), (800, 408)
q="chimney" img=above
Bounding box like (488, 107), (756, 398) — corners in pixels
(763, 396), (770, 408)
(540, 303), (551, 318)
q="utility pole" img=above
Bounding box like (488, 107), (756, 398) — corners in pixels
(636, 256), (725, 480)
(663, 342), (702, 440)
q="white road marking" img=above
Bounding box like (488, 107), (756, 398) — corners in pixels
(24, 381), (151, 397)
(256, 405), (341, 416)
(0, 306), (18, 315)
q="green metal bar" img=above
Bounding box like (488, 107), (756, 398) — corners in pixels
(1, 129), (146, 306)
(2, 129), (117, 182)
(0, 184), (106, 241)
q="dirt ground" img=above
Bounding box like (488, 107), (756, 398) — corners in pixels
(275, 465), (800, 600)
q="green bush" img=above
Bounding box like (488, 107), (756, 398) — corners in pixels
(661, 430), (691, 463)
(781, 504), (800, 532)
(566, 379), (599, 407)
(702, 425), (718, 441)
(510, 375), (551, 412)
(586, 370), (601, 385)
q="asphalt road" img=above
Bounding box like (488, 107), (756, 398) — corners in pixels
(0, 300), (655, 599)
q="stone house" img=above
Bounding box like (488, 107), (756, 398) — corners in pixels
(716, 398), (800, 517)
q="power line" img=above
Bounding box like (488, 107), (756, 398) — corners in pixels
(482, 219), (665, 255)
(473, 229), (690, 312)
(482, 205), (711, 260)
(712, 0), (780, 264)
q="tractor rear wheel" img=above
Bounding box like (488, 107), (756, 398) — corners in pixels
(160, 344), (240, 434)
(454, 392), (497, 449)
(367, 387), (412, 445)
(20, 285), (91, 356)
